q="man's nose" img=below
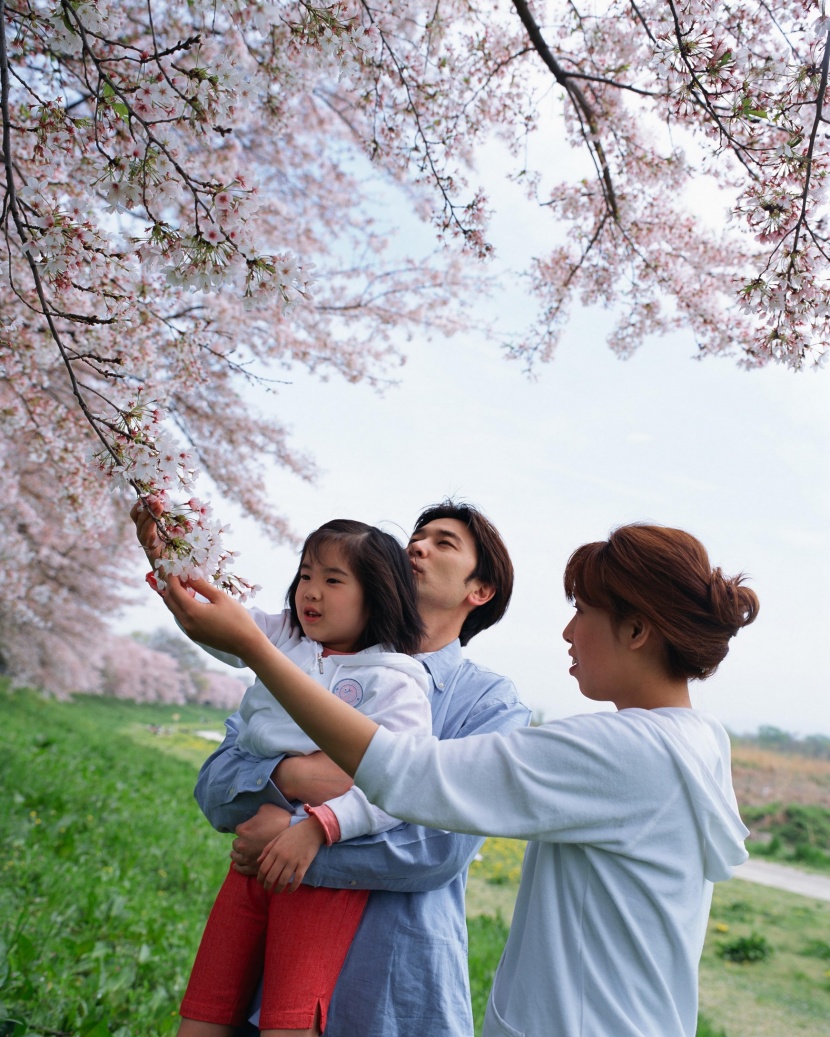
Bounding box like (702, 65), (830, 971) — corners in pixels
(409, 540), (426, 557)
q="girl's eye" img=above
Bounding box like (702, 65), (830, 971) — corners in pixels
(299, 573), (310, 581)
(326, 577), (341, 584)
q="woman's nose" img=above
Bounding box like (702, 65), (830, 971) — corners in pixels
(562, 617), (574, 643)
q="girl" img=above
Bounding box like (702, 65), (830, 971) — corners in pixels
(167, 519), (432, 1037)
(163, 523), (758, 1037)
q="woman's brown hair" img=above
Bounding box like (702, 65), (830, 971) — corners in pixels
(564, 524), (759, 680)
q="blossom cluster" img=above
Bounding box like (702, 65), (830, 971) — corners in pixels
(641, 0), (830, 367)
(293, 2), (379, 80)
(92, 400), (260, 599)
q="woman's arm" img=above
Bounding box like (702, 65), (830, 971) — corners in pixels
(164, 577), (660, 847)
(165, 576), (378, 776)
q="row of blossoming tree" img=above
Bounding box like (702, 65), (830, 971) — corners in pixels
(1, 0), (828, 693)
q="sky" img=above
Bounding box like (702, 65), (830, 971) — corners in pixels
(121, 301), (830, 737)
(119, 114), (830, 739)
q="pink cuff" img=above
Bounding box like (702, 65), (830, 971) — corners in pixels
(304, 804), (341, 845)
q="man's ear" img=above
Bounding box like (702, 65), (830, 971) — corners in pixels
(466, 582), (495, 609)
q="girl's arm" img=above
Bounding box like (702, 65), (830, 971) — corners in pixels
(164, 576), (378, 776)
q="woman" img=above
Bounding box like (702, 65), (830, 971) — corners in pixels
(163, 523), (757, 1037)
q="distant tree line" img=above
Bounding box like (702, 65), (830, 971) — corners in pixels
(733, 726), (830, 761)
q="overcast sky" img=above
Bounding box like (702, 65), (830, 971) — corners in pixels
(119, 120), (830, 738)
(122, 305), (830, 737)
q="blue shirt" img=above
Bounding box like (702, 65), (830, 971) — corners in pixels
(194, 639), (531, 1037)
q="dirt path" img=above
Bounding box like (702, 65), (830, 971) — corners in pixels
(732, 858), (830, 902)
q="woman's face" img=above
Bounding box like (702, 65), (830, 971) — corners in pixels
(562, 598), (629, 703)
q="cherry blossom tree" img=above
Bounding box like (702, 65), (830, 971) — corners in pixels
(2, 0), (828, 693)
(96, 633), (245, 708)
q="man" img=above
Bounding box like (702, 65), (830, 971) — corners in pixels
(137, 500), (530, 1036)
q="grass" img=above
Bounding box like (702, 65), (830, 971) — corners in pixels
(465, 834), (830, 1036)
(2, 686), (830, 1036)
(0, 687), (231, 1036)
(698, 881), (830, 1035)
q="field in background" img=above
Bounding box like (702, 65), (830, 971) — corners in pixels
(1, 687), (829, 1036)
(466, 841), (830, 1036)
(731, 742), (830, 811)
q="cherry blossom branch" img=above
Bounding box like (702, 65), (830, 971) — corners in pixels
(789, 30), (830, 261)
(664, 0), (758, 178)
(359, 0), (493, 252)
(511, 0), (619, 219)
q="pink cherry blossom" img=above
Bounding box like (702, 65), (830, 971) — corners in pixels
(3, 0), (830, 694)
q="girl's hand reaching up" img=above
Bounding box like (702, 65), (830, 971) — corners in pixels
(257, 817), (327, 893)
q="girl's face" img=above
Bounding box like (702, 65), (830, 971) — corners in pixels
(295, 543), (368, 652)
(562, 598), (629, 704)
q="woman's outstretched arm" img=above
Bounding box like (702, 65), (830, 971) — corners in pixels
(163, 575), (378, 775)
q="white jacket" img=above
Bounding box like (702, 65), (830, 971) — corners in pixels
(356, 706), (749, 1037)
(204, 608), (430, 841)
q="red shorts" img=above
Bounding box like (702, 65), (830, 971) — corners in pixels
(180, 867), (368, 1030)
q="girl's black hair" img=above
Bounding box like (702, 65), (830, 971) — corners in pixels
(286, 520), (424, 655)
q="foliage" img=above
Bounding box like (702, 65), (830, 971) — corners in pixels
(696, 1016), (729, 1037)
(744, 803), (830, 872)
(717, 932), (773, 964)
(4, 1), (830, 689)
(736, 726), (830, 760)
(702, 883), (830, 1034)
(469, 836), (525, 886)
(0, 683), (231, 1034)
(801, 937), (830, 960)
(777, 804), (830, 849)
(467, 914), (511, 1036)
(134, 628), (209, 672)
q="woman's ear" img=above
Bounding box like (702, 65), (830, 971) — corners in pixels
(626, 615), (653, 651)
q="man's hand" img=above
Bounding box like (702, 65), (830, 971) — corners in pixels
(274, 751), (354, 806)
(258, 817), (326, 893)
(130, 496), (165, 568)
(231, 804), (292, 875)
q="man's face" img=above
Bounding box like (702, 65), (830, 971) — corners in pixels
(407, 518), (479, 611)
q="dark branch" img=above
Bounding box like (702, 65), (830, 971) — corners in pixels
(511, 0), (619, 219)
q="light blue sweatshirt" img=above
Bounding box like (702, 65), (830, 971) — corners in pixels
(356, 706), (749, 1037)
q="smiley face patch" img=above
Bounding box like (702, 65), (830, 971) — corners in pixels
(332, 678), (364, 707)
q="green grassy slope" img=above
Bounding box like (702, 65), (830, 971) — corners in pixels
(0, 688), (231, 1035)
(2, 687), (829, 1037)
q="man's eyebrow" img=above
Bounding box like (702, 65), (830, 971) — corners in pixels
(433, 526), (460, 543)
(411, 527), (462, 543)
